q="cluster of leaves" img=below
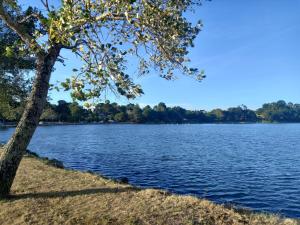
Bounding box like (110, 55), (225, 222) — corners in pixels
(2, 0), (205, 104)
(56, 0), (205, 102)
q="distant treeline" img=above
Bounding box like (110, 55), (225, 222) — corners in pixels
(2, 100), (300, 124)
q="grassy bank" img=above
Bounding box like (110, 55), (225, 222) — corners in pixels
(0, 151), (298, 225)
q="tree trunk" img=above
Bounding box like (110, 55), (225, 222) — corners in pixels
(0, 46), (60, 198)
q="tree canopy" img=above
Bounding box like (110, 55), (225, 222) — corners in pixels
(1, 0), (205, 105)
(257, 101), (300, 122)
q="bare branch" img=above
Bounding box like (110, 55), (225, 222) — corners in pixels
(40, 0), (50, 13)
(18, 13), (43, 23)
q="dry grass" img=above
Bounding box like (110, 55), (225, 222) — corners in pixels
(0, 154), (298, 225)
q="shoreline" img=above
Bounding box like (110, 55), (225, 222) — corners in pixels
(1, 121), (299, 128)
(0, 147), (298, 224)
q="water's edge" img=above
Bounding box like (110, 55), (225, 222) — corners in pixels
(1, 146), (294, 221)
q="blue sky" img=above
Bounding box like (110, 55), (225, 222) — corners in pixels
(20, 0), (300, 110)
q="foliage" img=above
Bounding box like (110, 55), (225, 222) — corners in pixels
(0, 7), (35, 121)
(6, 100), (300, 124)
(1, 0), (205, 104)
(0, 6), (36, 74)
(40, 103), (58, 122)
(257, 100), (300, 122)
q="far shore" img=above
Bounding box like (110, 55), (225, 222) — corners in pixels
(1, 121), (298, 128)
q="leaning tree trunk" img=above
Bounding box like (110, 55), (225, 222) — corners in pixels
(0, 46), (60, 198)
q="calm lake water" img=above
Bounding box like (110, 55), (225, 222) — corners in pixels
(1, 124), (300, 218)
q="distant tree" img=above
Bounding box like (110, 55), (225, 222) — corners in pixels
(130, 105), (144, 123)
(185, 110), (207, 123)
(93, 101), (119, 122)
(40, 106), (58, 122)
(114, 112), (127, 122)
(155, 102), (168, 112)
(225, 106), (257, 122)
(142, 105), (157, 122)
(170, 106), (186, 123)
(125, 103), (135, 121)
(154, 102), (168, 122)
(102, 101), (118, 120)
(68, 102), (85, 122)
(0, 0), (204, 197)
(256, 100), (298, 122)
(209, 109), (225, 122)
(56, 100), (71, 122)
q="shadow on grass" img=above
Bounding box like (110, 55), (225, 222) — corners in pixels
(9, 187), (140, 200)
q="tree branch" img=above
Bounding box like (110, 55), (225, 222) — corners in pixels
(70, 12), (127, 34)
(0, 1), (43, 55)
(40, 0), (50, 13)
(18, 13), (43, 23)
(60, 40), (88, 50)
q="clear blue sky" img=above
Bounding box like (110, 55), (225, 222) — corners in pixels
(21, 0), (300, 110)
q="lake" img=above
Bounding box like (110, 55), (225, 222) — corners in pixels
(1, 124), (300, 218)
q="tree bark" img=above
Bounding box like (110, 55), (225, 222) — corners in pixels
(0, 46), (60, 198)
